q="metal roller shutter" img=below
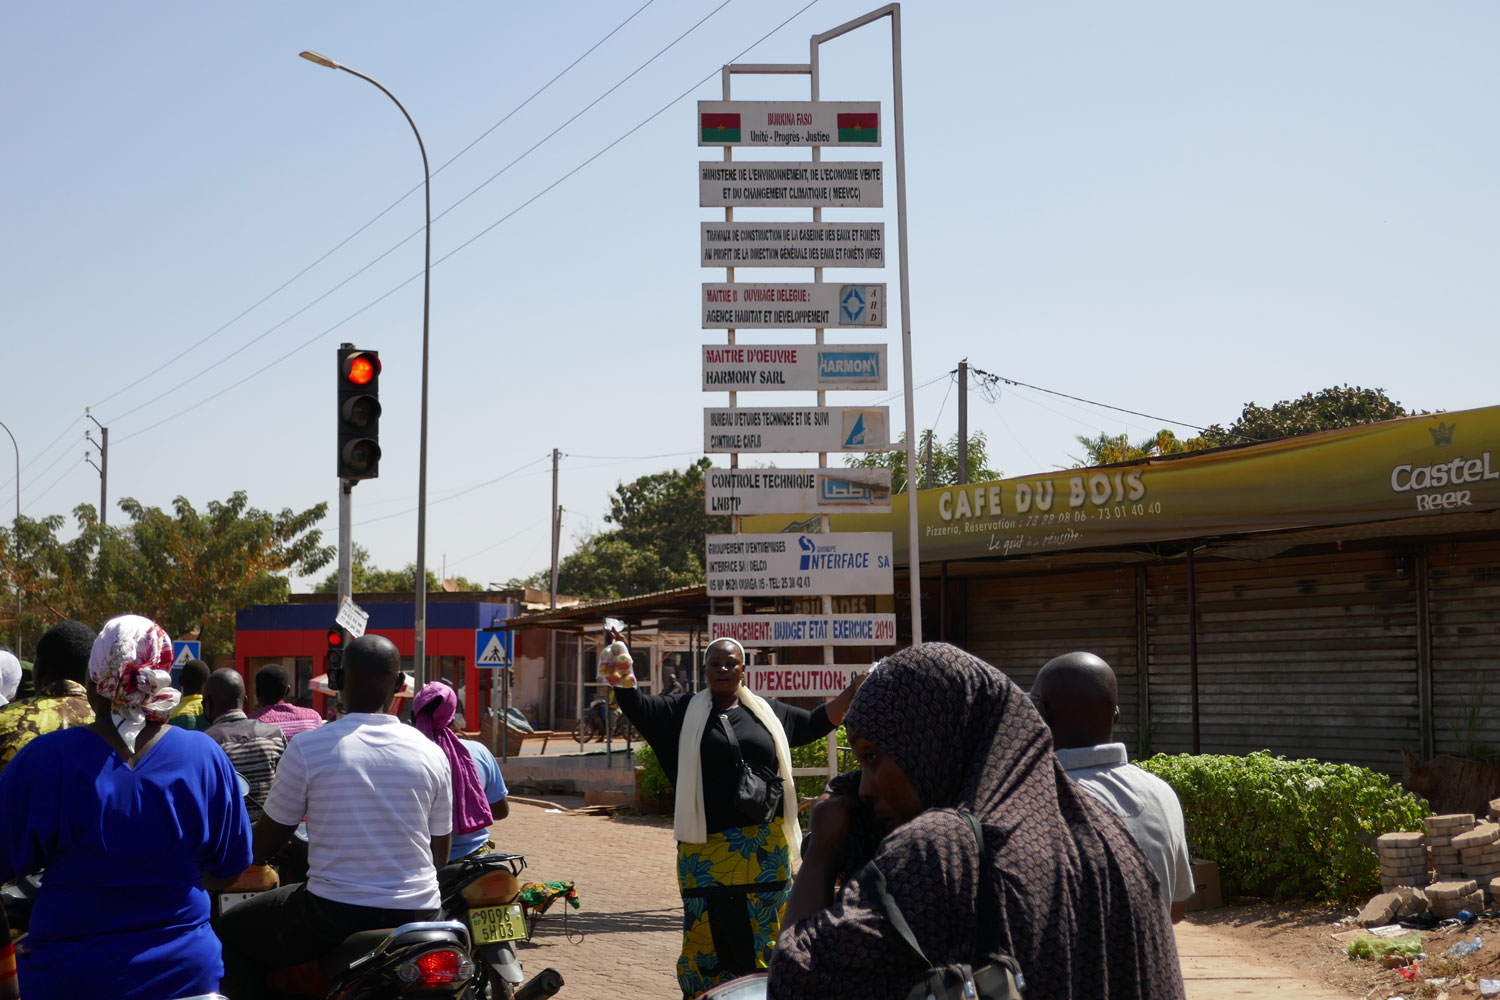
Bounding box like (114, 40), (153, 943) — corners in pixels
(1428, 539), (1500, 758)
(966, 567), (1140, 750)
(1147, 549), (1419, 773)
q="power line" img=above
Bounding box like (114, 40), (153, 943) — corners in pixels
(109, 0), (738, 428)
(0, 417), (82, 496)
(448, 518), (548, 567)
(967, 367), (1207, 432)
(355, 453), (551, 526)
(89, 0), (660, 413)
(107, 0), (826, 448)
(23, 458), (83, 517)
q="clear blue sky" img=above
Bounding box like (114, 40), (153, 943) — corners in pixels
(2, 1), (1496, 590)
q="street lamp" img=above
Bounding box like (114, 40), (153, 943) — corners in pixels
(300, 50), (434, 690)
(0, 421), (19, 659)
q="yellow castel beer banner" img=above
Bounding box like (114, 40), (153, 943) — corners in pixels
(743, 406), (1500, 563)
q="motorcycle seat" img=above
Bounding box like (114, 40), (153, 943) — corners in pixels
(319, 927), (461, 981)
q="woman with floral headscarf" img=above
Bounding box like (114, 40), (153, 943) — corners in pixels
(0, 615), (252, 1000)
(769, 643), (1184, 1000)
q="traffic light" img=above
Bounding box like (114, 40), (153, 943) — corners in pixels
(337, 345), (381, 480)
(327, 624), (347, 689)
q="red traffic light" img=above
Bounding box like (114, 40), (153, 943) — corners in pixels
(344, 355), (379, 386)
(327, 627), (344, 647)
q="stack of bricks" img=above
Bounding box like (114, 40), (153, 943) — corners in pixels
(1428, 878), (1483, 920)
(1376, 831), (1430, 891)
(1427, 814), (1475, 879)
(1490, 797), (1500, 823)
(1454, 820), (1500, 908)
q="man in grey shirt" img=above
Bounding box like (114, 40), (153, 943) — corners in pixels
(1031, 652), (1195, 922)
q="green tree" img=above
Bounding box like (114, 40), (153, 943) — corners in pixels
(1200, 385), (1414, 447)
(312, 544), (480, 594)
(0, 493), (333, 656)
(1072, 429), (1207, 467)
(844, 431), (999, 492)
(515, 459), (730, 600)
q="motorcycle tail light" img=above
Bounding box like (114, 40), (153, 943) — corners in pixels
(396, 948), (474, 986)
(461, 868), (520, 906)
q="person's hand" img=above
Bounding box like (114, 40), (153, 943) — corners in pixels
(807, 793), (859, 857)
(825, 669), (868, 725)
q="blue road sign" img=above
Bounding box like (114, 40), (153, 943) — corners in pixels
(475, 630), (512, 669)
(172, 641), (201, 666)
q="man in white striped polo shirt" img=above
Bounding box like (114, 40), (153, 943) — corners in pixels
(218, 634), (454, 1000)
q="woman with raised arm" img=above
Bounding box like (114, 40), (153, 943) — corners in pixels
(604, 630), (863, 999)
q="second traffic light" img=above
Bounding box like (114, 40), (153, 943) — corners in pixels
(337, 345), (381, 480)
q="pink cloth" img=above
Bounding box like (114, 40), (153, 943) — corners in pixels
(413, 681), (493, 836)
(250, 702), (324, 741)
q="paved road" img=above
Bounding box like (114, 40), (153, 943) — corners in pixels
(492, 799), (1356, 999)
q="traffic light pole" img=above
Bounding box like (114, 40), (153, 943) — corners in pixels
(338, 480), (353, 605)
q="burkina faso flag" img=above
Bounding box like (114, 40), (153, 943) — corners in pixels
(701, 112), (741, 143)
(837, 112), (878, 143)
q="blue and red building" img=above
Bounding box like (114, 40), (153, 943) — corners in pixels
(233, 591), (521, 731)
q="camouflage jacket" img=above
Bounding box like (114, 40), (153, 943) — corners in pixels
(0, 679), (94, 774)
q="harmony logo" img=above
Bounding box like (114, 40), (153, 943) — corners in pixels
(818, 350), (882, 383)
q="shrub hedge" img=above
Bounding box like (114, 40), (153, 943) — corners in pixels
(1138, 751), (1429, 902)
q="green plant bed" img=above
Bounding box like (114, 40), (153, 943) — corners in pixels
(1138, 751), (1429, 902)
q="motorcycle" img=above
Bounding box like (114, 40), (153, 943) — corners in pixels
(437, 852), (534, 1000)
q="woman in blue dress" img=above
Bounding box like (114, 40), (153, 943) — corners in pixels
(0, 615), (252, 1000)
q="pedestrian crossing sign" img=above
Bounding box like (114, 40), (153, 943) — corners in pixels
(475, 630), (511, 669)
(172, 641), (201, 666)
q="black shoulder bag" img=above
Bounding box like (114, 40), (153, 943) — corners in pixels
(857, 811), (1026, 1000)
(717, 712), (784, 826)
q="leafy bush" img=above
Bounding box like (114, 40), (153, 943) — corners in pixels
(1138, 751), (1429, 902)
(634, 726), (851, 812)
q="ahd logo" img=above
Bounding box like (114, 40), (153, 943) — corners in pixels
(838, 284), (883, 326)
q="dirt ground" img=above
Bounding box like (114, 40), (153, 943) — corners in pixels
(1187, 903), (1500, 999)
(490, 798), (1499, 999)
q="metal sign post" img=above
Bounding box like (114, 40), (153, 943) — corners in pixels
(700, 6), (919, 782)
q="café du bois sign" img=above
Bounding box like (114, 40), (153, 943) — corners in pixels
(705, 532), (894, 596)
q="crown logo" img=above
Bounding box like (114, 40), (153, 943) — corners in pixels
(1429, 422), (1456, 447)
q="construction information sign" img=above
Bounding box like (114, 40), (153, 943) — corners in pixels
(701, 223), (884, 267)
(711, 614), (898, 647)
(703, 407), (890, 453)
(706, 467), (893, 515)
(705, 532), (894, 596)
(699, 162), (883, 207)
(698, 101), (881, 147)
(702, 344), (888, 392)
(702, 283), (884, 329)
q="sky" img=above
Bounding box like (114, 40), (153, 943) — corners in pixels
(2, 1), (1496, 591)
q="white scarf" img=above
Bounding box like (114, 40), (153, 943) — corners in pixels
(674, 684), (803, 864)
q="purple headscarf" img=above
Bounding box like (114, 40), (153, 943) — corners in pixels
(413, 681), (493, 836)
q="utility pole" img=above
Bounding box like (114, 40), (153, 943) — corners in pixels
(921, 430), (934, 491)
(957, 359), (969, 485)
(85, 410), (108, 528)
(549, 449), (560, 611)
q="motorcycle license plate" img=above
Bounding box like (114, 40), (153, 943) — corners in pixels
(470, 903), (526, 944)
(218, 891), (264, 914)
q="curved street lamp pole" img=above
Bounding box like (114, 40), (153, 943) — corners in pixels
(300, 50), (433, 691)
(0, 421), (19, 659)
